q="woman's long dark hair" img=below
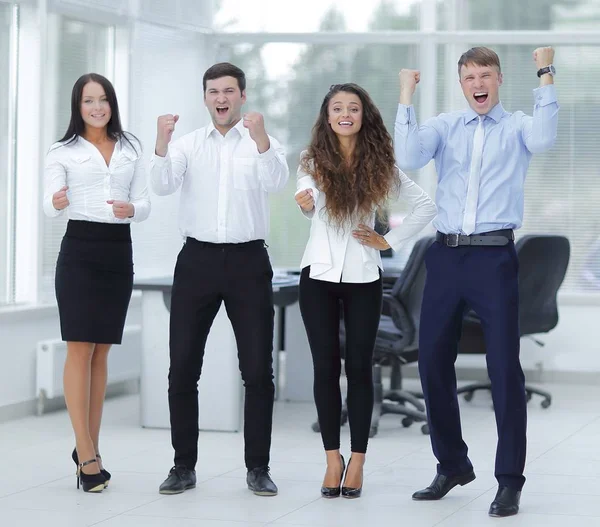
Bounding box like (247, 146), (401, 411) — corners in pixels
(59, 73), (138, 153)
(300, 83), (399, 228)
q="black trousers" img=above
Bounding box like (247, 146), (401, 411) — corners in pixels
(168, 238), (275, 470)
(299, 266), (382, 453)
(418, 241), (526, 490)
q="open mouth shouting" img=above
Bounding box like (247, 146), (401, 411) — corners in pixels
(216, 105), (229, 117)
(473, 92), (489, 106)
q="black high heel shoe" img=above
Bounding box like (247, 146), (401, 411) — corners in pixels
(77, 458), (106, 493)
(321, 454), (346, 498)
(341, 457), (363, 499)
(72, 448), (111, 487)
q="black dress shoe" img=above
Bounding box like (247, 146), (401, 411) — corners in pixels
(489, 485), (521, 517)
(321, 454), (345, 498)
(77, 458), (106, 493)
(72, 448), (111, 488)
(247, 466), (278, 496)
(341, 457), (363, 499)
(159, 466), (197, 495)
(412, 471), (476, 500)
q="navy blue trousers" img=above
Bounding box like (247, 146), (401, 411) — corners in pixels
(418, 240), (526, 491)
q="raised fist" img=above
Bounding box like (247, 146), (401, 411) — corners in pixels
(156, 114), (179, 156)
(533, 47), (554, 69)
(52, 186), (69, 211)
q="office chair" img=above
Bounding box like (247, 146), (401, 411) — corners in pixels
(310, 236), (435, 438)
(457, 235), (571, 409)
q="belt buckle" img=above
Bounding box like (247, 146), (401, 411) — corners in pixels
(446, 234), (460, 248)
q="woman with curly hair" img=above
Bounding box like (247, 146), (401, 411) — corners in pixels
(295, 83), (436, 499)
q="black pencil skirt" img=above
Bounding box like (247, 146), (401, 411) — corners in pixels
(55, 220), (134, 344)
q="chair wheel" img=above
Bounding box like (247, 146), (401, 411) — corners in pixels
(311, 421), (320, 433)
(421, 424), (430, 435)
(369, 426), (378, 438)
(541, 399), (551, 409)
(402, 417), (413, 428)
(464, 392), (474, 402)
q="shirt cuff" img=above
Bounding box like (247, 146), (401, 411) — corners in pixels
(152, 153), (168, 166)
(533, 84), (557, 107)
(395, 104), (415, 125)
(257, 144), (277, 162)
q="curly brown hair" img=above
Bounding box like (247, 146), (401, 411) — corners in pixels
(301, 83), (399, 229)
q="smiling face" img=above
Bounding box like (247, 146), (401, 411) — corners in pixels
(327, 91), (363, 138)
(459, 62), (503, 115)
(204, 75), (246, 131)
(80, 81), (111, 130)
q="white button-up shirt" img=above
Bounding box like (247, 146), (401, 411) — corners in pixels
(43, 135), (151, 223)
(296, 157), (437, 283)
(149, 119), (289, 243)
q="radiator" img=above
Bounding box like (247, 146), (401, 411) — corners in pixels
(35, 325), (142, 415)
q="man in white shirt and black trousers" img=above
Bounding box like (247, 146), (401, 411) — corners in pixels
(150, 63), (289, 496)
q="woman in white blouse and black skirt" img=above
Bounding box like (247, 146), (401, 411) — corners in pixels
(295, 83), (436, 499)
(43, 73), (150, 492)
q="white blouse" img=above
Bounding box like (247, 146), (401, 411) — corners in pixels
(296, 155), (437, 283)
(43, 135), (151, 223)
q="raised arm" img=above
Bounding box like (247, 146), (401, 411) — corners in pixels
(394, 69), (441, 171)
(149, 114), (187, 195)
(521, 47), (559, 154)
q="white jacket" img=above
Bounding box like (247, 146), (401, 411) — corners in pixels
(296, 154), (437, 283)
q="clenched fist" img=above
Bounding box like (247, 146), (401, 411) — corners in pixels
(533, 46), (554, 69)
(243, 112), (270, 153)
(155, 114), (179, 157)
(107, 200), (134, 219)
(52, 185), (70, 211)
(399, 69), (421, 105)
(295, 189), (314, 212)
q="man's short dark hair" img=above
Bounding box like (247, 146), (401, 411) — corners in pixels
(458, 47), (501, 77)
(203, 62), (246, 93)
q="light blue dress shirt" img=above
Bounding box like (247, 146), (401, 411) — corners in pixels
(394, 85), (559, 235)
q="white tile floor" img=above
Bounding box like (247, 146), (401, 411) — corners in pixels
(1, 381), (600, 526)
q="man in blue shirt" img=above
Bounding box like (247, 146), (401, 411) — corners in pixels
(395, 46), (558, 517)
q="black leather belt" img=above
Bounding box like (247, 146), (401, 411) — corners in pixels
(436, 229), (514, 247)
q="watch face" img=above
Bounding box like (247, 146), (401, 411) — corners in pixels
(549, 65), (556, 75)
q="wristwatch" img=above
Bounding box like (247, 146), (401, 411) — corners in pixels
(537, 64), (556, 78)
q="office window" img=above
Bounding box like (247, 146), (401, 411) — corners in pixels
(0, 3), (15, 305)
(214, 0), (420, 32)
(40, 16), (113, 303)
(438, 0), (600, 30)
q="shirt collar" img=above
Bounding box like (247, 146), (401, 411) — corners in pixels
(206, 118), (246, 139)
(463, 102), (506, 124)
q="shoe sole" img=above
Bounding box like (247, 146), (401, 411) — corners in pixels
(412, 472), (476, 501)
(248, 486), (277, 497)
(83, 484), (105, 493)
(159, 484), (196, 495)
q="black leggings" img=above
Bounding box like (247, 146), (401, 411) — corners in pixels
(299, 266), (382, 453)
